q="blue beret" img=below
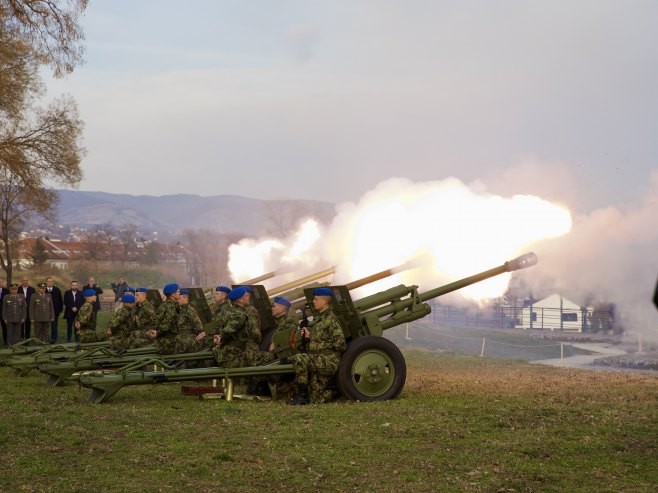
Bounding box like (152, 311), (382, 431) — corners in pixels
(83, 289), (96, 297)
(273, 296), (291, 308)
(163, 283), (179, 295)
(243, 286), (254, 293)
(121, 294), (136, 303)
(180, 289), (190, 295)
(136, 287), (148, 293)
(126, 287), (136, 293)
(216, 286), (231, 294)
(313, 287), (333, 297)
(228, 286), (247, 301)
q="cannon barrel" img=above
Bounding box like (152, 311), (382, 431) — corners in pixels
(267, 267), (335, 296)
(277, 282), (329, 304)
(357, 253), (538, 324)
(288, 261), (413, 311)
(345, 263), (412, 290)
(200, 271), (279, 294)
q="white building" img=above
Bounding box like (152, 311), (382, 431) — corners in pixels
(516, 294), (588, 332)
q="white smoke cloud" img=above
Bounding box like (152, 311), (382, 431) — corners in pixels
(521, 171), (658, 342)
(229, 176), (571, 301)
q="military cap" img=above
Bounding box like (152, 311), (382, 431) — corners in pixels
(83, 289), (96, 297)
(313, 287), (333, 297)
(37, 282), (47, 288)
(273, 296), (291, 308)
(136, 287), (148, 293)
(10, 283), (18, 289)
(122, 294), (136, 303)
(216, 286), (231, 294)
(243, 286), (254, 293)
(126, 287), (136, 293)
(163, 283), (179, 295)
(180, 289), (190, 295)
(228, 286), (247, 301)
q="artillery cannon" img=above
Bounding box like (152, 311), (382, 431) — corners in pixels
(30, 266), (369, 386)
(79, 253), (537, 404)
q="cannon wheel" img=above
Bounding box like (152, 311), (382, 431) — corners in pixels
(337, 336), (406, 401)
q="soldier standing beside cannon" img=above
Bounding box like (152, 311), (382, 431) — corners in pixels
(106, 293), (136, 350)
(287, 287), (346, 405)
(75, 289), (100, 343)
(29, 283), (55, 343)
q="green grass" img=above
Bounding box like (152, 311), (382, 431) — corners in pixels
(1, 349), (657, 492)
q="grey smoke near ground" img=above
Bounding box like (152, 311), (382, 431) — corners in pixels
(488, 164), (658, 342)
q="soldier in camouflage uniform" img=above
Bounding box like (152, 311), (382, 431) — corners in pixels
(178, 289), (205, 339)
(130, 287), (156, 348)
(106, 293), (136, 350)
(268, 296), (298, 400)
(288, 287), (346, 405)
(212, 286), (273, 368)
(75, 289), (101, 343)
(211, 285), (231, 317)
(152, 283), (200, 355)
(3, 284), (26, 346)
(202, 286), (231, 349)
(242, 286), (263, 351)
(29, 283), (54, 342)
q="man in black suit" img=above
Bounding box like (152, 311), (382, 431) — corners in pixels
(0, 279), (7, 346)
(84, 276), (103, 329)
(63, 280), (84, 343)
(45, 276), (64, 344)
(18, 276), (36, 339)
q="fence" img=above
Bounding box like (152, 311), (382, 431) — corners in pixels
(428, 301), (616, 334)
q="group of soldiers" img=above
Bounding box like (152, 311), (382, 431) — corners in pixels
(98, 282), (347, 405)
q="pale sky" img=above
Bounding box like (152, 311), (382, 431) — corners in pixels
(45, 0), (658, 209)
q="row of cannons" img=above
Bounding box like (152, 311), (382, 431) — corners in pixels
(0, 253), (538, 404)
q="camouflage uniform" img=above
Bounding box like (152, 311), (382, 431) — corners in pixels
(76, 301), (99, 343)
(201, 301), (229, 349)
(155, 298), (199, 355)
(107, 305), (134, 350)
(212, 303), (273, 368)
(245, 304), (262, 350)
(179, 303), (203, 336)
(272, 314), (298, 400)
(291, 309), (346, 404)
(130, 299), (156, 348)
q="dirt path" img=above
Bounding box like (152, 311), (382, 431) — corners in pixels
(531, 342), (627, 369)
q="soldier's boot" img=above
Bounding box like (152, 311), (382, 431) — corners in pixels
(287, 384), (309, 405)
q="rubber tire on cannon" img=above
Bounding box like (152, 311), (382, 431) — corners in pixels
(337, 336), (406, 401)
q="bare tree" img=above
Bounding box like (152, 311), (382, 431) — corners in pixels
(116, 224), (138, 261)
(0, 3), (86, 282)
(84, 223), (113, 261)
(183, 229), (231, 287)
(0, 168), (56, 283)
(264, 199), (305, 237)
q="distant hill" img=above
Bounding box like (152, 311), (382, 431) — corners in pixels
(50, 190), (335, 236)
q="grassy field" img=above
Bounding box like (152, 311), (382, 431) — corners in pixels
(1, 348), (657, 492)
